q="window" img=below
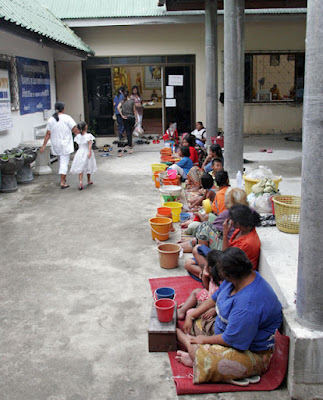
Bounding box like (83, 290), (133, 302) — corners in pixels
(0, 54), (20, 110)
(245, 52), (305, 103)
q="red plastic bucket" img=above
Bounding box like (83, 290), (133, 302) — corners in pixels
(155, 298), (175, 322)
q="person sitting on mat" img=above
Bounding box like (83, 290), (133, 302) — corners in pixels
(188, 173), (216, 211)
(167, 145), (193, 179)
(177, 250), (221, 321)
(176, 247), (282, 386)
(186, 203), (261, 280)
(180, 187), (248, 256)
(212, 171), (230, 215)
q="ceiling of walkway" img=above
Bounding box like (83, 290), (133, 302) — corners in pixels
(165, 0), (307, 11)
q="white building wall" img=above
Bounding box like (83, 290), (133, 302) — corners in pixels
(55, 61), (84, 124)
(73, 17), (306, 135)
(0, 31), (57, 152)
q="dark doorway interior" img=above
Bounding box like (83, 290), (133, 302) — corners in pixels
(164, 66), (193, 134)
(86, 68), (114, 136)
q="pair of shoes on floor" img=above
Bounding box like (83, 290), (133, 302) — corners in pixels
(259, 148), (273, 153)
(229, 375), (261, 386)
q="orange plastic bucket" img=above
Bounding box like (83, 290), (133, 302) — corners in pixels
(155, 298), (175, 322)
(162, 176), (181, 186)
(149, 217), (173, 241)
(156, 206), (172, 218)
(157, 243), (181, 269)
(160, 148), (172, 156)
(153, 170), (163, 188)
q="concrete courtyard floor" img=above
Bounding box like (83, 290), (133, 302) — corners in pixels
(0, 134), (302, 400)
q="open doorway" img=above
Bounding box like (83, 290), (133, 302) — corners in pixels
(112, 65), (163, 137)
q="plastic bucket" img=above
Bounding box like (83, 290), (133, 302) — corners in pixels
(167, 169), (177, 179)
(149, 217), (173, 241)
(180, 212), (191, 222)
(243, 175), (282, 196)
(161, 148), (172, 156)
(161, 194), (181, 203)
(202, 199), (212, 214)
(163, 202), (183, 222)
(154, 286), (175, 300)
(155, 299), (175, 322)
(162, 177), (180, 186)
(153, 170), (163, 188)
(151, 163), (167, 173)
(157, 243), (182, 269)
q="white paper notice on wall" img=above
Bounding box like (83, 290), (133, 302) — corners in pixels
(168, 75), (183, 86)
(166, 86), (174, 98)
(165, 98), (176, 107)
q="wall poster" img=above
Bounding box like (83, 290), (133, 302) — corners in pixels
(144, 66), (161, 89)
(16, 56), (51, 115)
(0, 69), (13, 131)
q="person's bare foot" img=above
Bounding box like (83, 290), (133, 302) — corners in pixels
(177, 306), (186, 320)
(176, 328), (194, 347)
(175, 350), (193, 367)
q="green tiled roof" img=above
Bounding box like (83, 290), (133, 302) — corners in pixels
(40, 0), (167, 19)
(0, 0), (94, 54)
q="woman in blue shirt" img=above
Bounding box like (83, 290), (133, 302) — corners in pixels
(176, 247), (282, 385)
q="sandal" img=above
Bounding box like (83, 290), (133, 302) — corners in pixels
(267, 148), (273, 153)
(88, 181), (93, 186)
(118, 150), (123, 157)
(78, 183), (83, 190)
(60, 184), (69, 189)
(229, 378), (249, 387)
(247, 375), (261, 384)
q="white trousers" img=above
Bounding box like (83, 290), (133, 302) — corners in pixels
(169, 164), (186, 178)
(58, 154), (70, 175)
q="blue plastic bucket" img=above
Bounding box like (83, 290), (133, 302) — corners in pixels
(180, 212), (191, 222)
(154, 287), (175, 300)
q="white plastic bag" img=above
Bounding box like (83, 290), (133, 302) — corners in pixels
(248, 193), (273, 214)
(133, 121), (144, 137)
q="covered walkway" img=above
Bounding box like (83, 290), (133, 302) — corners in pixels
(0, 135), (301, 399)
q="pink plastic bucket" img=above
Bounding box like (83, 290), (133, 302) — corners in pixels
(155, 299), (175, 322)
(167, 169), (177, 180)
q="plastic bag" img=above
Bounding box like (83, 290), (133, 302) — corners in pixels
(248, 192), (273, 214)
(245, 166), (281, 181)
(133, 121), (144, 137)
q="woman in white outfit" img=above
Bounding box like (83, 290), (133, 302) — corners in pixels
(40, 102), (77, 188)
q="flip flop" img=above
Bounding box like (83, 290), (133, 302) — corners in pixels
(267, 148), (273, 153)
(78, 183), (83, 190)
(118, 151), (123, 157)
(229, 378), (250, 387)
(247, 375), (261, 384)
(60, 184), (69, 189)
(88, 181), (93, 186)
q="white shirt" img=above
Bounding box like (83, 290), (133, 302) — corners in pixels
(191, 128), (206, 141)
(46, 114), (76, 155)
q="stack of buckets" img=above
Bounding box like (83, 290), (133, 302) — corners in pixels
(154, 287), (176, 322)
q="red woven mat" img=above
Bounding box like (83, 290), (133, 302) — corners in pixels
(149, 276), (203, 305)
(149, 276), (290, 395)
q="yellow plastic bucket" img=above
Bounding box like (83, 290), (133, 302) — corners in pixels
(243, 175), (282, 196)
(151, 163), (167, 180)
(149, 217), (173, 241)
(202, 199), (212, 214)
(163, 202), (183, 222)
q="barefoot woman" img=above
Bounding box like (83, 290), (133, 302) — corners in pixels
(176, 247), (282, 385)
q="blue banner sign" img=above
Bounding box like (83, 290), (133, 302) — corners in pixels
(17, 56), (51, 115)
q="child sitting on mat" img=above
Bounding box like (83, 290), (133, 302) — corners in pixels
(177, 250), (221, 324)
(167, 145), (193, 179)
